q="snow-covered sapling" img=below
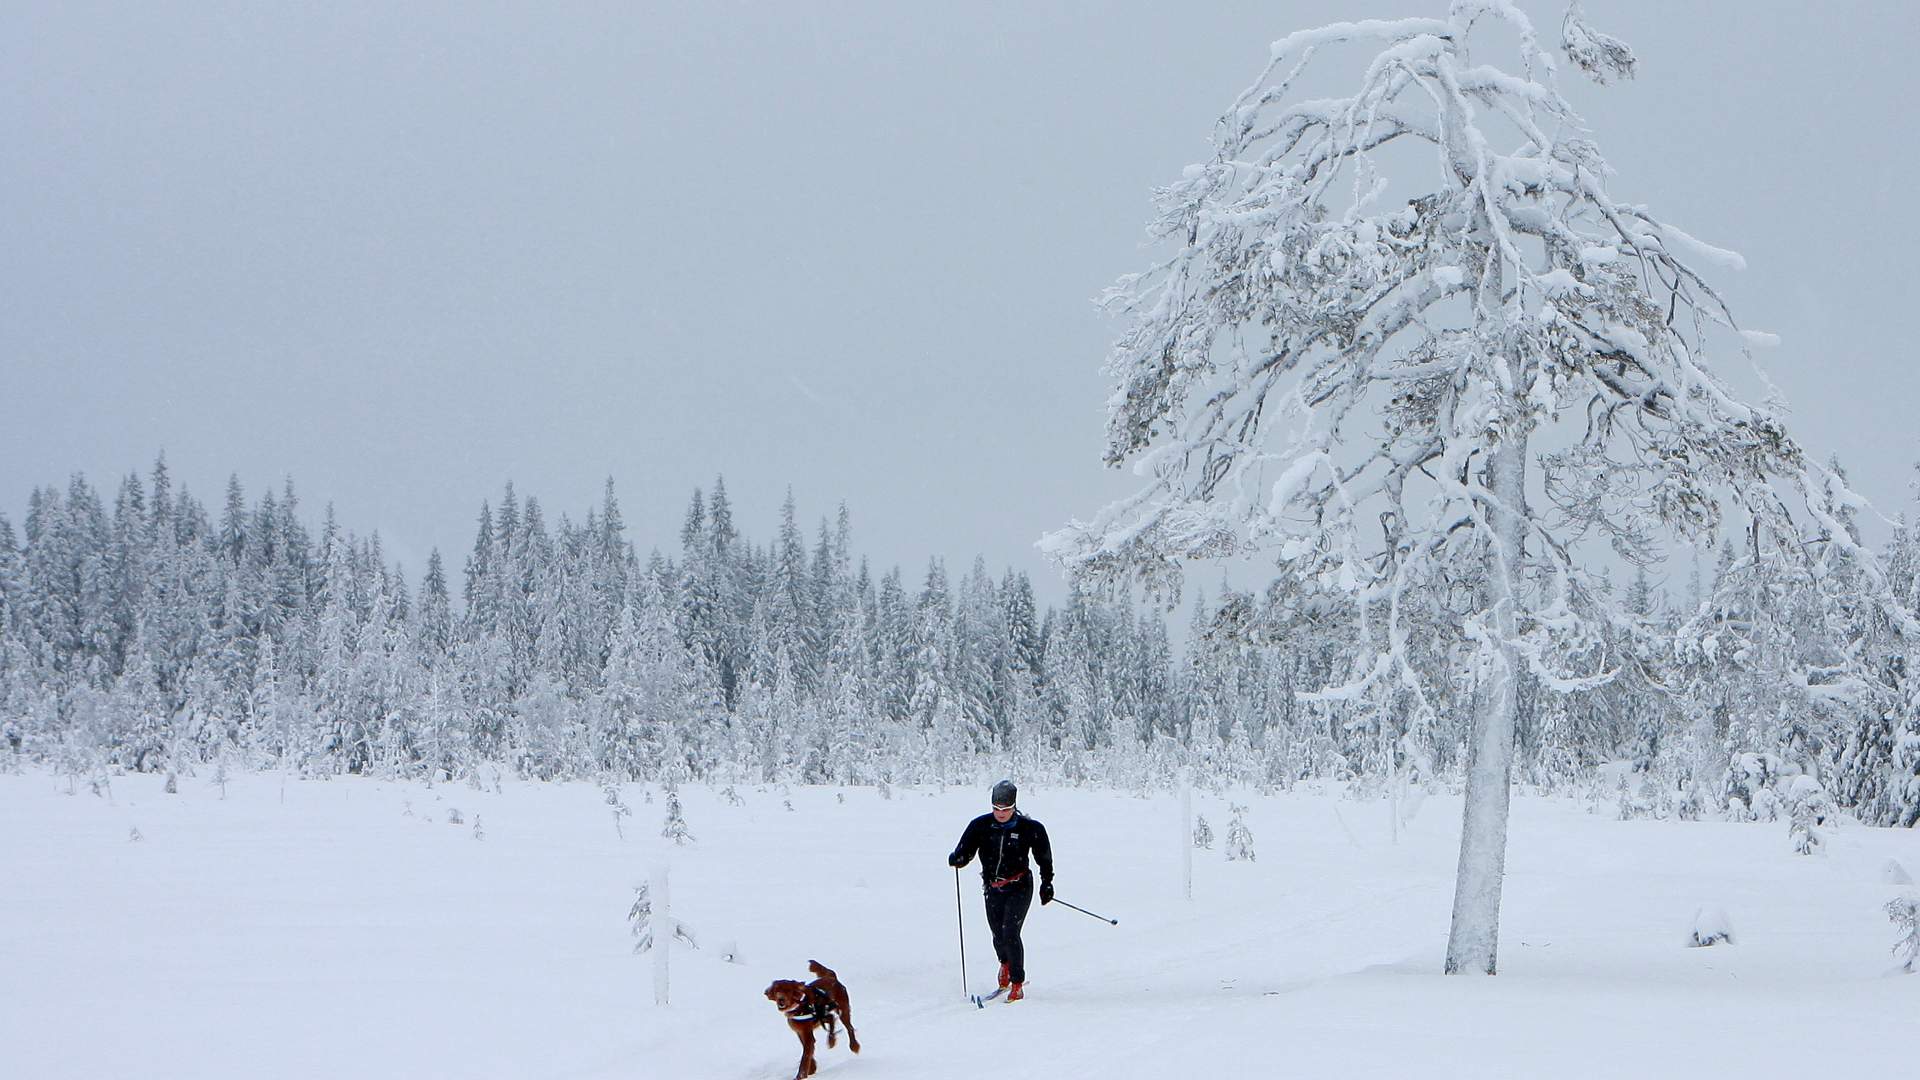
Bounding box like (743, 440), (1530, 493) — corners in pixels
(604, 782), (632, 839)
(1193, 813), (1214, 850)
(1687, 905), (1734, 948)
(661, 791), (694, 844)
(1884, 860), (1914, 886)
(1786, 777), (1831, 855)
(1887, 896), (1920, 973)
(630, 883), (656, 954)
(472, 815), (485, 841)
(1226, 804), (1255, 862)
(127, 825), (143, 843)
(1583, 775), (1606, 816)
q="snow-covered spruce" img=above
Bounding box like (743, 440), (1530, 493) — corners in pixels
(1041, 0), (1910, 973)
(629, 883), (655, 954)
(604, 781), (632, 839)
(1888, 897), (1920, 973)
(1786, 777), (1832, 856)
(1225, 803), (1255, 862)
(661, 791), (693, 845)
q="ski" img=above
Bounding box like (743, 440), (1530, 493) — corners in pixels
(971, 987), (1006, 1008)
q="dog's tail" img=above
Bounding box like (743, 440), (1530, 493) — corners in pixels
(807, 960), (838, 983)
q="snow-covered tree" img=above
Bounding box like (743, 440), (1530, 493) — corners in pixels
(1889, 896), (1920, 974)
(1043, 2), (1888, 973)
(1786, 775), (1832, 855)
(661, 790), (694, 845)
(1225, 803), (1255, 862)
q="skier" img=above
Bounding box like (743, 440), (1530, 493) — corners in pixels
(948, 778), (1053, 1002)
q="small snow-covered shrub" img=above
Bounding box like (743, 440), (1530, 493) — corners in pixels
(1785, 776), (1832, 856)
(1225, 804), (1255, 862)
(630, 883), (654, 954)
(447, 807), (464, 825)
(1616, 775), (1661, 821)
(662, 792), (694, 844)
(1723, 752), (1781, 820)
(1582, 775), (1608, 816)
(1193, 813), (1214, 850)
(604, 782), (632, 839)
(1686, 905), (1734, 947)
(631, 880), (698, 956)
(1884, 860), (1914, 887)
(1888, 897), (1920, 973)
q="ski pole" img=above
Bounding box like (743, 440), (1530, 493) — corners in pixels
(954, 867), (969, 997)
(1051, 897), (1119, 925)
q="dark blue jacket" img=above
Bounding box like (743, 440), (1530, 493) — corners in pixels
(949, 811), (1053, 889)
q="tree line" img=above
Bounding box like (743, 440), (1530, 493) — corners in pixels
(0, 455), (1915, 829)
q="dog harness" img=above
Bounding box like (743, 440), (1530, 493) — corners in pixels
(785, 985), (835, 1024)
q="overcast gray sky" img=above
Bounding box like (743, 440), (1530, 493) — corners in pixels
(4, 1), (1917, 605)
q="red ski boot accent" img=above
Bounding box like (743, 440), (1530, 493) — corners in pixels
(1006, 982), (1025, 1002)
(997, 963), (1011, 990)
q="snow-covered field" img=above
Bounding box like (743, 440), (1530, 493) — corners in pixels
(3, 772), (1916, 1079)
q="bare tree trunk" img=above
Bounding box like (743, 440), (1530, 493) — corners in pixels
(1445, 433), (1525, 975)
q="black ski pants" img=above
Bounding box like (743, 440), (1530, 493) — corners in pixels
(984, 878), (1034, 983)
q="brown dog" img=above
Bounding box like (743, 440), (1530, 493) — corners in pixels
(764, 960), (860, 1079)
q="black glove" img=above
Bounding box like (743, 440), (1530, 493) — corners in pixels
(1040, 881), (1054, 905)
(949, 852), (967, 868)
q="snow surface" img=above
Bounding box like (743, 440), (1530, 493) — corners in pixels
(3, 773), (1917, 1079)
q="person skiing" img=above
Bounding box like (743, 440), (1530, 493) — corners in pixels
(948, 778), (1053, 1002)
